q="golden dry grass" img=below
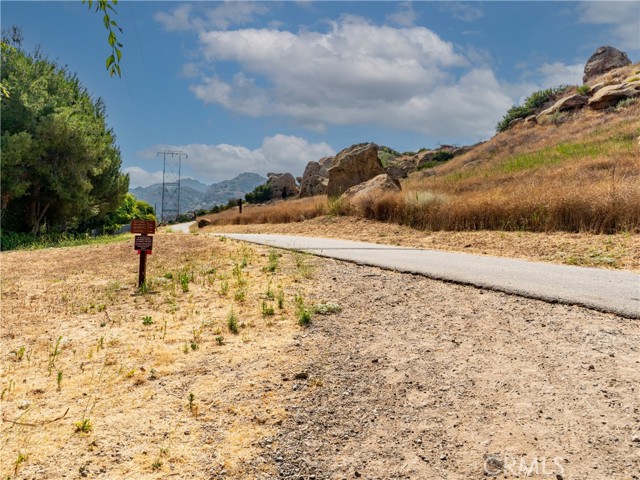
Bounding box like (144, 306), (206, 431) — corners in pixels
(360, 103), (640, 233)
(0, 233), (320, 478)
(206, 196), (328, 226)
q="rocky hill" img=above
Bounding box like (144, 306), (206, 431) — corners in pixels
(130, 172), (267, 214)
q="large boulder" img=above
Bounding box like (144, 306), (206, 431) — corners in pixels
(341, 174), (401, 204)
(327, 143), (384, 197)
(588, 82), (640, 109)
(266, 172), (299, 199)
(537, 94), (589, 118)
(583, 46), (632, 84)
(299, 157), (334, 197)
(299, 174), (329, 197)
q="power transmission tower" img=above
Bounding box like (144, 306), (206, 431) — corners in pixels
(158, 151), (187, 222)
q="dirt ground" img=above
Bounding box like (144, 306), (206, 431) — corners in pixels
(2, 233), (639, 479)
(203, 215), (640, 272)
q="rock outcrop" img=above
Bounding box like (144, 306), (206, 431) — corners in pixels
(197, 218), (211, 228)
(537, 94), (589, 117)
(299, 157), (334, 198)
(266, 172), (299, 199)
(588, 81), (640, 109)
(583, 46), (632, 84)
(341, 174), (401, 204)
(327, 143), (384, 197)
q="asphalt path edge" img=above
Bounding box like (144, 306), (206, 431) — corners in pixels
(213, 233), (640, 320)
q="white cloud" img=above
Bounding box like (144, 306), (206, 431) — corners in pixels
(188, 16), (516, 135)
(136, 135), (335, 184)
(154, 4), (198, 32)
(154, 2), (270, 32)
(537, 62), (583, 87)
(578, 2), (640, 51)
(440, 2), (485, 22)
(124, 166), (165, 188)
(386, 2), (419, 27)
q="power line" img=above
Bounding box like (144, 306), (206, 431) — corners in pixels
(158, 151), (187, 222)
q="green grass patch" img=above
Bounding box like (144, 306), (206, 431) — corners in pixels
(1, 231), (129, 252)
(442, 133), (635, 183)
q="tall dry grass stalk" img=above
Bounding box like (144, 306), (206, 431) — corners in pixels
(206, 196), (328, 226)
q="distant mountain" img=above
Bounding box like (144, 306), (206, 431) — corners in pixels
(180, 178), (209, 194)
(203, 172), (267, 206)
(130, 172), (267, 217)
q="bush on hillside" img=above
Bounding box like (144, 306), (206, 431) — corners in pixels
(496, 85), (571, 132)
(245, 184), (272, 204)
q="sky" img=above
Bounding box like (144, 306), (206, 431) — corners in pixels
(2, 1), (639, 187)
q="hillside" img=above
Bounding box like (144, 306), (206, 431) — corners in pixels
(130, 172), (267, 214)
(200, 61), (640, 237)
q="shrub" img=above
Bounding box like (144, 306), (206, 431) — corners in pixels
(496, 85), (571, 132)
(576, 85), (590, 96)
(245, 183), (272, 204)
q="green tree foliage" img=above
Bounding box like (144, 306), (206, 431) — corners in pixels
(103, 193), (155, 231)
(1, 41), (129, 234)
(245, 184), (272, 204)
(496, 85), (571, 132)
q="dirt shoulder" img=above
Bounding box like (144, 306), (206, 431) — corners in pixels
(201, 215), (640, 271)
(273, 257), (640, 479)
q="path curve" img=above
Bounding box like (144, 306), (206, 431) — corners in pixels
(217, 233), (640, 319)
(169, 221), (195, 233)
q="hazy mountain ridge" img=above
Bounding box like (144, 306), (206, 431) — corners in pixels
(130, 172), (267, 214)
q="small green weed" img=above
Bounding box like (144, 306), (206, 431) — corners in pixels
(234, 288), (246, 302)
(297, 308), (312, 327)
(215, 335), (225, 346)
(179, 272), (190, 293)
(262, 301), (275, 316)
(48, 336), (62, 374)
(142, 315), (154, 325)
(219, 280), (229, 296)
(277, 289), (285, 309)
(265, 279), (275, 300)
(14, 452), (28, 475)
(263, 250), (279, 272)
(75, 418), (93, 433)
(227, 309), (239, 334)
(11, 346), (26, 361)
(294, 294), (312, 326)
(57, 370), (63, 391)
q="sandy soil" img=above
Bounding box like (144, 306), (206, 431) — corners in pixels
(202, 215), (640, 271)
(2, 234), (639, 479)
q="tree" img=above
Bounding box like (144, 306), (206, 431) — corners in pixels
(1, 41), (129, 234)
(245, 183), (272, 204)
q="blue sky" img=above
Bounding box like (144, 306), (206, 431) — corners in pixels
(3, 1), (639, 187)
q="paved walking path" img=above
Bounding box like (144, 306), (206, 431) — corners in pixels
(217, 233), (640, 319)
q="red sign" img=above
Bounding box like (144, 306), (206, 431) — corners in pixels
(134, 235), (153, 252)
(131, 220), (156, 235)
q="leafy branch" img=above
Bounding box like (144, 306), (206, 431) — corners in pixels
(82, 0), (123, 77)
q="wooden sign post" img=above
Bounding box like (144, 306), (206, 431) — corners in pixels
(131, 220), (156, 288)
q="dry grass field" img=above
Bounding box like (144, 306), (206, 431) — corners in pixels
(0, 233), (322, 479)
